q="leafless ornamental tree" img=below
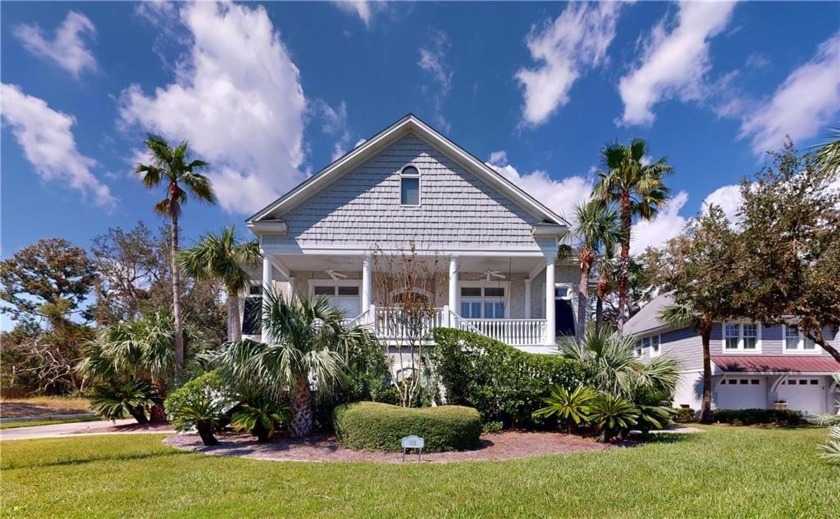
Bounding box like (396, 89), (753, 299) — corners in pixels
(371, 243), (448, 407)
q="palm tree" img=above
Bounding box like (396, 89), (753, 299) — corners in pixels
(136, 134), (216, 374)
(573, 200), (620, 340)
(215, 292), (372, 438)
(178, 227), (260, 342)
(594, 139), (672, 325)
(659, 303), (713, 424)
(811, 126), (840, 176)
(559, 327), (679, 400)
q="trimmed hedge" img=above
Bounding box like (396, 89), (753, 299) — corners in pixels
(430, 328), (586, 429)
(713, 408), (805, 426)
(333, 402), (482, 452)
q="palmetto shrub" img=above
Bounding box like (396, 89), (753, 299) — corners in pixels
(333, 402), (482, 452)
(89, 380), (156, 423)
(589, 392), (639, 441)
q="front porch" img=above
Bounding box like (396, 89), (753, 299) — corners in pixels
(251, 250), (578, 352)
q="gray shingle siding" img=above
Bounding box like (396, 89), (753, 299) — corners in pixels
(265, 135), (544, 251)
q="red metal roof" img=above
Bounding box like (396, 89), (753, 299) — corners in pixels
(712, 355), (840, 374)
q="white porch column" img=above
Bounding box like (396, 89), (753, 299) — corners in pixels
(262, 255), (273, 343)
(448, 256), (459, 316)
(362, 254), (372, 314)
(544, 258), (555, 346)
(524, 278), (532, 319)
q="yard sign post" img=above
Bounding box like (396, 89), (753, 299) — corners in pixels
(401, 435), (424, 462)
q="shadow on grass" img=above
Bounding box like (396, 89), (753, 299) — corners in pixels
(2, 448), (189, 471)
(635, 433), (696, 446)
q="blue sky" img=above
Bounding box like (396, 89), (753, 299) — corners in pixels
(2, 0), (839, 262)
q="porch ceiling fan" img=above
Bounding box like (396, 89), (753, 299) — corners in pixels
(484, 270), (506, 281)
(325, 269), (347, 281)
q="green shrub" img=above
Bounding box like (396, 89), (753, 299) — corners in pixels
(164, 371), (233, 446)
(231, 397), (291, 443)
(533, 385), (597, 432)
(589, 392), (639, 441)
(482, 420), (504, 434)
(89, 380), (156, 423)
(333, 402), (481, 452)
(430, 328), (586, 429)
(673, 407), (697, 423)
(712, 408), (804, 426)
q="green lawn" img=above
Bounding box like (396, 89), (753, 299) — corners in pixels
(1, 427), (836, 518)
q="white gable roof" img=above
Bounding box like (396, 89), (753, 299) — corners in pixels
(248, 114), (569, 227)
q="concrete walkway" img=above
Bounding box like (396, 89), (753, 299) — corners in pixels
(0, 419), (174, 441)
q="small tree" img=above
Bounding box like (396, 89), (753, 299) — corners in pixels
(657, 206), (743, 423)
(177, 227), (260, 342)
(735, 140), (840, 362)
(372, 243), (448, 407)
(572, 200), (620, 341)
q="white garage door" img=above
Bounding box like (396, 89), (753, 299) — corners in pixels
(717, 378), (766, 409)
(777, 377), (827, 414)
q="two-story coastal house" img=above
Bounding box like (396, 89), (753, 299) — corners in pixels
(242, 114), (580, 353)
(624, 294), (840, 415)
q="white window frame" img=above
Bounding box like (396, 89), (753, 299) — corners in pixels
(459, 280), (510, 319)
(634, 340), (644, 359)
(399, 165), (421, 207)
(308, 279), (362, 315)
(721, 322), (762, 353)
(782, 325), (819, 354)
(642, 334), (661, 358)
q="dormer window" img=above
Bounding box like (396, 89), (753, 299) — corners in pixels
(400, 165), (420, 206)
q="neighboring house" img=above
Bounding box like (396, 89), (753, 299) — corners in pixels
(624, 294), (840, 415)
(243, 114), (580, 353)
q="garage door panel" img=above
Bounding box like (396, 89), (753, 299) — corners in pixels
(717, 378), (765, 409)
(777, 377), (826, 414)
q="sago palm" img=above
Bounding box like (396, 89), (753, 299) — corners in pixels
(178, 227), (260, 341)
(659, 302), (714, 424)
(136, 134), (216, 373)
(594, 139), (672, 325)
(215, 292), (372, 438)
(533, 384), (597, 432)
(573, 200), (620, 342)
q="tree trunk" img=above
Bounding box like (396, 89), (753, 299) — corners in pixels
(128, 406), (149, 424)
(577, 251), (591, 344)
(595, 296), (604, 336)
(700, 320), (713, 424)
(617, 192), (632, 327)
(171, 209), (184, 374)
(290, 377), (313, 438)
(228, 288), (242, 342)
(196, 421), (218, 446)
(809, 329), (840, 364)
(149, 403), (167, 423)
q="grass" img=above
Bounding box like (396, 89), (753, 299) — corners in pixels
(1, 426), (837, 518)
(0, 415), (100, 430)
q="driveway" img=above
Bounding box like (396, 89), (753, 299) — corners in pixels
(0, 419), (174, 441)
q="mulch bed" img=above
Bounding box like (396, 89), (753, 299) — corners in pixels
(163, 430), (612, 463)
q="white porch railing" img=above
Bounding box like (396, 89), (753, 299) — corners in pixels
(456, 318), (547, 346)
(345, 305), (547, 347)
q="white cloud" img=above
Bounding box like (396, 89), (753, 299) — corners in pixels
(618, 2), (736, 126)
(702, 184), (742, 227)
(418, 30), (453, 132)
(331, 1), (384, 27)
(0, 83), (116, 210)
(119, 1), (307, 214)
(516, 2), (624, 126)
(485, 151), (593, 224)
(313, 99), (352, 162)
(740, 31), (840, 155)
(630, 191), (689, 254)
(14, 11), (97, 77)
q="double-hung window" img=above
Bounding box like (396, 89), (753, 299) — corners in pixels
(641, 335), (661, 357)
(460, 286), (506, 319)
(784, 326), (817, 353)
(723, 322), (761, 352)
